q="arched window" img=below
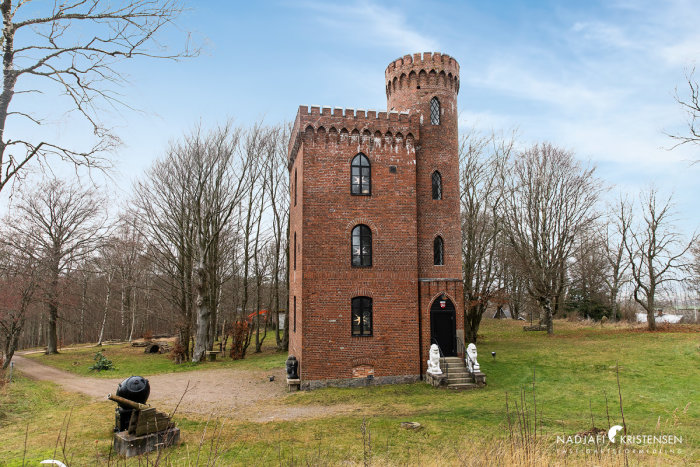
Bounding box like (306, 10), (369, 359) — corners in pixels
(430, 97), (440, 125)
(351, 296), (372, 336)
(432, 171), (442, 200)
(434, 236), (444, 265)
(351, 153), (371, 195)
(351, 225), (372, 267)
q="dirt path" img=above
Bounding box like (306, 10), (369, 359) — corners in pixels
(11, 355), (358, 422)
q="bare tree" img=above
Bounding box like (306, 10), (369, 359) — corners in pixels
(501, 144), (602, 334)
(133, 143), (196, 359)
(187, 124), (250, 363)
(11, 178), (106, 353)
(625, 189), (697, 330)
(110, 215), (146, 341)
(95, 238), (117, 346)
(459, 130), (512, 343)
(566, 229), (611, 320)
(603, 197), (632, 320)
(0, 223), (39, 367)
(669, 68), (700, 160)
(0, 0), (193, 194)
(262, 125), (289, 351)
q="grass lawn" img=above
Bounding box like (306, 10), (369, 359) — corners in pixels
(2, 319), (698, 465)
(24, 337), (287, 377)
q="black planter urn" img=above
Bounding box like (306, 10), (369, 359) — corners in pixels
(285, 355), (299, 380)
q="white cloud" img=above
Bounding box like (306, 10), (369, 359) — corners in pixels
(297, 1), (438, 52)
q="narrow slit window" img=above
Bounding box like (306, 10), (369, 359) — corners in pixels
(294, 168), (297, 206)
(432, 171), (442, 200)
(293, 296), (297, 333)
(434, 236), (444, 265)
(430, 97), (440, 125)
(351, 153), (371, 195)
(293, 232), (297, 270)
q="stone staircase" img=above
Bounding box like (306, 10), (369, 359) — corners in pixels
(440, 356), (478, 390)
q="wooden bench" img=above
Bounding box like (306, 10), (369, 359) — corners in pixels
(286, 378), (301, 392)
(205, 351), (221, 362)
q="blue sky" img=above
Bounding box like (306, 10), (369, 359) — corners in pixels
(5, 0), (699, 234)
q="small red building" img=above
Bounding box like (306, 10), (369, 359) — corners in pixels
(288, 52), (464, 389)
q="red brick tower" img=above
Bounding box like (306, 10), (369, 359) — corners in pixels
(288, 53), (463, 389)
(386, 53), (464, 365)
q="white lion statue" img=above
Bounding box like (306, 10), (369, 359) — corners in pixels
(466, 343), (480, 373)
(427, 344), (442, 375)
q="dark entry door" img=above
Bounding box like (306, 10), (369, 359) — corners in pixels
(430, 298), (456, 356)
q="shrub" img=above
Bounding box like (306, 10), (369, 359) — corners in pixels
(171, 339), (186, 364)
(88, 350), (114, 372)
(142, 329), (154, 341)
(229, 320), (249, 360)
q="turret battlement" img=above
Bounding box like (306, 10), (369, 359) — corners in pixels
(385, 52), (460, 99)
(288, 105), (419, 167)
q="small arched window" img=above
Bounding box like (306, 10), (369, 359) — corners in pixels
(351, 153), (371, 195)
(432, 171), (442, 200)
(430, 97), (440, 125)
(351, 225), (372, 267)
(351, 296), (373, 336)
(434, 236), (444, 265)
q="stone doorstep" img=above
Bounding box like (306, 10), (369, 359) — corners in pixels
(113, 427), (180, 458)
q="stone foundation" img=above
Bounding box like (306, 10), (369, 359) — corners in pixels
(113, 427), (180, 458)
(301, 374), (420, 390)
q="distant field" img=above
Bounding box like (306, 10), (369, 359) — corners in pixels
(2, 319), (698, 465)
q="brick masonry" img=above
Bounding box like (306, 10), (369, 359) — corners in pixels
(288, 52), (464, 388)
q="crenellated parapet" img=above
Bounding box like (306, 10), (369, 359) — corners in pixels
(288, 105), (419, 168)
(385, 52), (460, 99)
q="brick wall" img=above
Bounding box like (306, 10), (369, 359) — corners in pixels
(288, 52), (464, 386)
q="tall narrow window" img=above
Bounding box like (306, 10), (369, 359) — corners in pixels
(293, 232), (297, 270)
(351, 296), (372, 336)
(293, 296), (297, 333)
(432, 171), (442, 200)
(351, 153), (371, 195)
(430, 97), (440, 125)
(294, 168), (297, 206)
(351, 225), (372, 267)
(434, 236), (444, 265)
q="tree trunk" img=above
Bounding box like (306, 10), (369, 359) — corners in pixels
(542, 297), (554, 334)
(97, 277), (112, 346)
(192, 255), (211, 363)
(46, 268), (60, 354)
(79, 272), (88, 342)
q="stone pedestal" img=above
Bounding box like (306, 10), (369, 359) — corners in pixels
(113, 427), (180, 457)
(471, 371), (486, 386)
(286, 378), (301, 392)
(425, 372), (447, 387)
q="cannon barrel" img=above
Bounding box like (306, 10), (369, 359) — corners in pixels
(108, 393), (149, 410)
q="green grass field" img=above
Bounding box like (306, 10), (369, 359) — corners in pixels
(2, 319), (698, 465)
(23, 338), (287, 377)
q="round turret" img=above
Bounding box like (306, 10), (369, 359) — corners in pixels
(385, 52), (460, 115)
(386, 52), (462, 281)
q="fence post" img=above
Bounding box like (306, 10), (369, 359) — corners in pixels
(9, 361), (14, 383)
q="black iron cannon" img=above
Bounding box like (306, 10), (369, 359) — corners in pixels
(113, 376), (150, 432)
